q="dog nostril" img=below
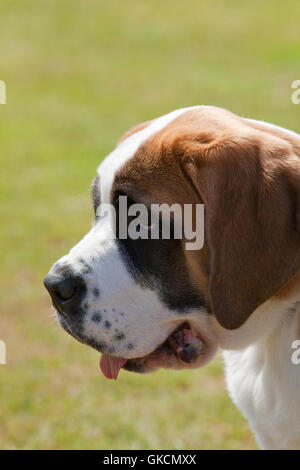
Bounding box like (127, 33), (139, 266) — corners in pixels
(44, 271), (87, 316)
(54, 279), (77, 301)
(44, 274), (79, 304)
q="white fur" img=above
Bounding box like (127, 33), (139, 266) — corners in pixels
(221, 299), (300, 449)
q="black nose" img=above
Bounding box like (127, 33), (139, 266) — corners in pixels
(44, 271), (86, 316)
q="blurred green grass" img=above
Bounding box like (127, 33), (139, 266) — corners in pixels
(1, 0), (300, 450)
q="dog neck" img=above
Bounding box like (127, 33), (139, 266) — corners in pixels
(220, 290), (300, 449)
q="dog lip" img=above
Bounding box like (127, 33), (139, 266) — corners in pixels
(57, 315), (215, 374)
(122, 321), (208, 373)
(53, 302), (75, 321)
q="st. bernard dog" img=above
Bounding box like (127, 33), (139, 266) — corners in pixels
(44, 106), (300, 449)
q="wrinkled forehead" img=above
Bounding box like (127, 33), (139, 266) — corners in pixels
(97, 107), (198, 204)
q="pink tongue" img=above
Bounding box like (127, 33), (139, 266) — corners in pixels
(99, 354), (127, 380)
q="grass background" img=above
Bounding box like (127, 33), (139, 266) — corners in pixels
(1, 0), (300, 450)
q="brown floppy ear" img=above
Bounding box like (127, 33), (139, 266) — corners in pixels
(183, 134), (300, 329)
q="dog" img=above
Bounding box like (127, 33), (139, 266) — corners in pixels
(44, 106), (300, 449)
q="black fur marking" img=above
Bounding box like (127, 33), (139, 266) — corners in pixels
(53, 263), (74, 276)
(112, 190), (205, 313)
(104, 320), (111, 329)
(92, 312), (102, 323)
(115, 333), (125, 341)
(93, 288), (100, 298)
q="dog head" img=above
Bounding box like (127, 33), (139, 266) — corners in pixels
(44, 106), (300, 379)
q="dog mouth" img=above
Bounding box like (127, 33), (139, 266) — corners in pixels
(99, 322), (210, 380)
